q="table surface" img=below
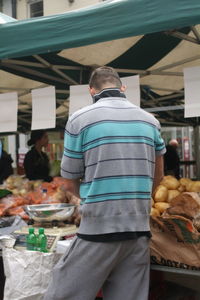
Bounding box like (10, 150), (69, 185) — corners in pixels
(151, 264), (200, 277)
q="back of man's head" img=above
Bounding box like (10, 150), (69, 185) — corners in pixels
(89, 66), (122, 91)
(169, 139), (179, 148)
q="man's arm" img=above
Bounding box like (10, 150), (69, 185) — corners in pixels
(64, 178), (81, 203)
(152, 155), (164, 194)
(64, 178), (81, 226)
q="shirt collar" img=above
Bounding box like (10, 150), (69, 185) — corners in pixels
(93, 88), (126, 103)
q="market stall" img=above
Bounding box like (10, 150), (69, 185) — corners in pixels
(149, 175), (200, 298)
(1, 0), (200, 299)
(1, 0), (200, 177)
(0, 175), (80, 300)
(1, 170), (200, 299)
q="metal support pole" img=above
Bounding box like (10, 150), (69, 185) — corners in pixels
(15, 133), (19, 174)
(194, 125), (200, 179)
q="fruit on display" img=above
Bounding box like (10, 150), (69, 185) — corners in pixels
(0, 175), (80, 220)
(160, 175), (180, 190)
(154, 185), (168, 202)
(2, 173), (200, 227)
(151, 175), (200, 226)
(179, 178), (192, 192)
(6, 206), (29, 220)
(154, 202), (170, 214)
(5, 175), (24, 190)
(167, 190), (180, 202)
(187, 181), (200, 192)
(150, 207), (160, 217)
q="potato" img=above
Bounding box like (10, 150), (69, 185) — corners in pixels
(154, 185), (168, 202)
(154, 202), (170, 213)
(33, 180), (43, 188)
(161, 175), (180, 190)
(186, 181), (194, 192)
(179, 177), (191, 186)
(179, 178), (193, 192)
(12, 189), (19, 195)
(5, 176), (13, 184)
(13, 177), (23, 187)
(6, 184), (15, 190)
(19, 189), (27, 196)
(150, 207), (160, 217)
(167, 190), (180, 203)
(189, 181), (200, 192)
(178, 185), (186, 192)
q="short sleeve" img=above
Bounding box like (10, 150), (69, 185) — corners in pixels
(154, 120), (166, 156)
(61, 119), (84, 179)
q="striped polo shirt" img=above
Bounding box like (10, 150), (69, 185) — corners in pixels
(61, 89), (166, 235)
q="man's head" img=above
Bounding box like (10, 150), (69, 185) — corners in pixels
(89, 66), (126, 96)
(169, 139), (179, 148)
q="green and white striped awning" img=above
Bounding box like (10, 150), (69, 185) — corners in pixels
(0, 0), (200, 131)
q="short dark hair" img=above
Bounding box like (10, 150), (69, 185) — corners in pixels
(89, 66), (122, 90)
(28, 130), (47, 146)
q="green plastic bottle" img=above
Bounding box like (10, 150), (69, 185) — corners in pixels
(26, 228), (36, 251)
(37, 228), (48, 252)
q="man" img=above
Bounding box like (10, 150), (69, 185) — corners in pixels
(164, 139), (180, 179)
(44, 66), (165, 300)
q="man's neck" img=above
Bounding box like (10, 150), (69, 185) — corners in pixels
(93, 88), (126, 103)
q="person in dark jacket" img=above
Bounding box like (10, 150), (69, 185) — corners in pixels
(23, 130), (52, 182)
(0, 148), (14, 184)
(164, 139), (180, 179)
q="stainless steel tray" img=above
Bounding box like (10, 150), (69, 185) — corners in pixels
(24, 203), (75, 222)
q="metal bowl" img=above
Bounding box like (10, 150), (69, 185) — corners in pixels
(24, 203), (75, 222)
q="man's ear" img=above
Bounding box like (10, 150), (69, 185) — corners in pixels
(89, 87), (96, 96)
(120, 85), (126, 92)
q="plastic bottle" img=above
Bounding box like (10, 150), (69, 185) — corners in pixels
(37, 228), (48, 252)
(26, 228), (36, 251)
(42, 188), (47, 199)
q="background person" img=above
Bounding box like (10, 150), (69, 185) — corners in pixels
(23, 130), (52, 182)
(0, 141), (13, 184)
(44, 66), (165, 300)
(164, 138), (180, 179)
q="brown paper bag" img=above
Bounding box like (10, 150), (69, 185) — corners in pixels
(150, 215), (200, 270)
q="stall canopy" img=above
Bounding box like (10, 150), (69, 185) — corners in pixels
(0, 0), (200, 131)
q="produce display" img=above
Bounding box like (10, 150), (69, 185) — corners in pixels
(1, 174), (200, 229)
(151, 175), (200, 231)
(0, 175), (80, 222)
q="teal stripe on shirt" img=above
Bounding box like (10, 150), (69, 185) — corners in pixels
(156, 145), (165, 151)
(64, 150), (83, 159)
(82, 137), (154, 152)
(84, 193), (151, 203)
(80, 176), (152, 200)
(64, 132), (82, 152)
(82, 121), (155, 143)
(65, 121), (156, 151)
(64, 121), (165, 154)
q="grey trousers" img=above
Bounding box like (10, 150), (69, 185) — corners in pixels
(43, 236), (150, 300)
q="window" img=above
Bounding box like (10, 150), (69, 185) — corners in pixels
(28, 0), (43, 18)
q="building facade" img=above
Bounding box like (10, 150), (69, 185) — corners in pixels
(16, 0), (105, 20)
(0, 0), (16, 17)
